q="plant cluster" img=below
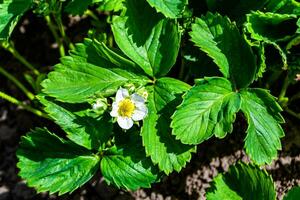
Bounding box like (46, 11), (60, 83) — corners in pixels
(0, 0), (299, 198)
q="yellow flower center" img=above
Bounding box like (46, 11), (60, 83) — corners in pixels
(118, 99), (135, 117)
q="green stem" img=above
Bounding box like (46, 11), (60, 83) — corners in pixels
(0, 67), (35, 100)
(4, 42), (40, 76)
(53, 13), (74, 50)
(0, 91), (49, 119)
(278, 73), (290, 106)
(285, 108), (300, 120)
(84, 9), (100, 21)
(44, 15), (65, 57)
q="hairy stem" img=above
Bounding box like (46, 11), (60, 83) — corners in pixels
(0, 67), (35, 100)
(278, 73), (290, 106)
(45, 15), (65, 57)
(0, 91), (49, 119)
(53, 13), (74, 50)
(3, 41), (40, 75)
(285, 108), (300, 120)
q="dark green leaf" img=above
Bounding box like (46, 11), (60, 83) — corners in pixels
(240, 89), (285, 165)
(101, 129), (160, 190)
(38, 95), (112, 150)
(190, 13), (257, 89)
(206, 162), (276, 200)
(245, 11), (298, 43)
(146, 0), (188, 18)
(141, 78), (196, 174)
(0, 0), (33, 40)
(171, 77), (241, 145)
(284, 186), (300, 200)
(111, 0), (181, 77)
(17, 128), (99, 195)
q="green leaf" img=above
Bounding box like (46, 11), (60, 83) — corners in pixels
(141, 78), (196, 174)
(284, 186), (300, 200)
(17, 128), (100, 195)
(240, 89), (285, 165)
(190, 13), (257, 89)
(42, 40), (149, 103)
(101, 129), (160, 190)
(98, 0), (124, 12)
(0, 0), (33, 40)
(111, 0), (181, 77)
(65, 0), (93, 15)
(265, 0), (300, 15)
(205, 0), (267, 24)
(38, 95), (112, 151)
(206, 162), (276, 200)
(245, 11), (298, 43)
(171, 77), (241, 145)
(146, 0), (188, 18)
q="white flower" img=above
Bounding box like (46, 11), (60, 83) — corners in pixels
(110, 88), (148, 130)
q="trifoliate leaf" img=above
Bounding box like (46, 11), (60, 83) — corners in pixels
(0, 0), (33, 40)
(190, 13), (257, 89)
(284, 186), (300, 200)
(240, 89), (285, 165)
(206, 162), (276, 200)
(101, 129), (160, 190)
(245, 11), (298, 43)
(111, 0), (181, 77)
(17, 128), (100, 195)
(146, 0), (188, 18)
(42, 39), (149, 103)
(171, 77), (241, 145)
(38, 95), (112, 151)
(141, 78), (196, 174)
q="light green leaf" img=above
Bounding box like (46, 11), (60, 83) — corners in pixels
(245, 11), (298, 43)
(0, 0), (33, 40)
(141, 78), (196, 174)
(240, 88), (285, 165)
(206, 162), (276, 200)
(42, 40), (149, 103)
(17, 128), (100, 195)
(111, 0), (181, 77)
(101, 129), (160, 190)
(38, 95), (112, 151)
(171, 77), (241, 145)
(284, 186), (300, 200)
(146, 0), (188, 18)
(190, 13), (257, 89)
(98, 0), (124, 12)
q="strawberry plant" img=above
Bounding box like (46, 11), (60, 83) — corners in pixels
(0, 0), (299, 197)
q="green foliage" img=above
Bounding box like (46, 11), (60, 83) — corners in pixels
(141, 78), (196, 174)
(17, 128), (100, 195)
(101, 129), (160, 190)
(38, 95), (112, 150)
(146, 0), (188, 18)
(206, 162), (276, 200)
(0, 0), (33, 40)
(112, 0), (181, 77)
(190, 13), (257, 89)
(283, 186), (300, 200)
(171, 77), (240, 144)
(240, 89), (285, 165)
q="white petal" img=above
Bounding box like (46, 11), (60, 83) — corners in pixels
(131, 93), (145, 106)
(132, 104), (148, 121)
(110, 102), (119, 117)
(117, 117), (134, 130)
(116, 88), (129, 103)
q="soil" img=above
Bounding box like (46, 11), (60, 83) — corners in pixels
(0, 11), (300, 200)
